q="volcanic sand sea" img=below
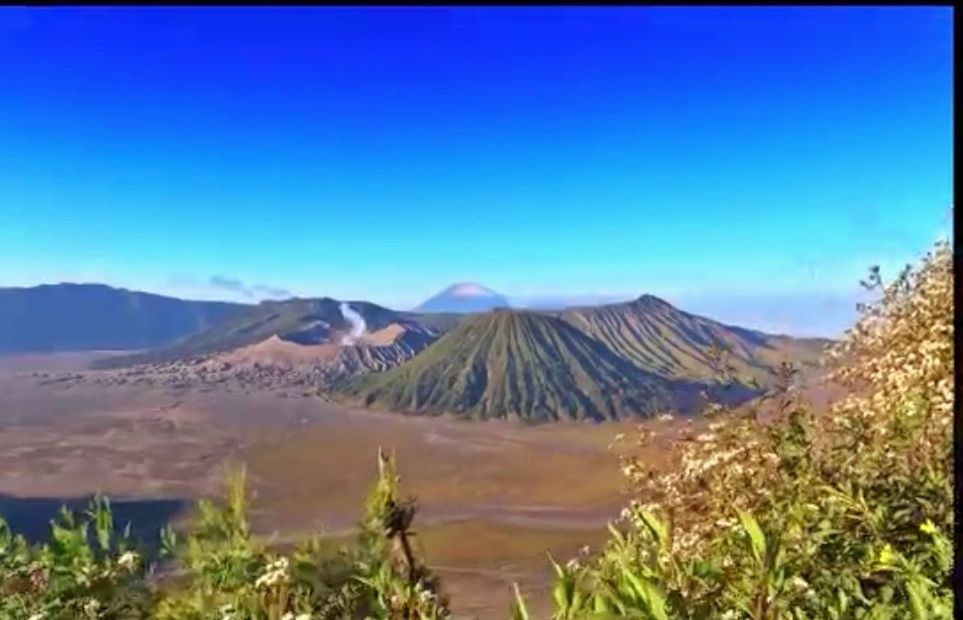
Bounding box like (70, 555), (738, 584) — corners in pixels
(0, 349), (840, 617)
(0, 353), (675, 618)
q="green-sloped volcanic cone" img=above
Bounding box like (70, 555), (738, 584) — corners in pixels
(558, 294), (830, 388)
(336, 309), (699, 422)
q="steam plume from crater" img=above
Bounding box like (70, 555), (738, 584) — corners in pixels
(339, 302), (366, 346)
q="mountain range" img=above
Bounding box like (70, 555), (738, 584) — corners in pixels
(0, 283), (246, 355)
(1, 283), (830, 422)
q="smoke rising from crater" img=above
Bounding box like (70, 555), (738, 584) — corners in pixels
(339, 302), (366, 346)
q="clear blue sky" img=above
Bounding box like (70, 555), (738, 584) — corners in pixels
(0, 7), (953, 336)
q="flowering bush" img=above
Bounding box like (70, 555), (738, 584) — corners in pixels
(515, 239), (954, 619)
(0, 451), (449, 620)
(0, 495), (152, 619)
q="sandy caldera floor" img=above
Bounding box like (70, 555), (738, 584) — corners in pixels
(0, 353), (664, 618)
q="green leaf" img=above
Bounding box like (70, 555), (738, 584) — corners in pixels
(906, 580), (927, 620)
(618, 567), (668, 620)
(592, 592), (613, 613)
(554, 577), (572, 612)
(737, 511), (766, 567)
(571, 586), (586, 613)
(836, 588), (849, 614)
(511, 582), (531, 620)
(159, 524), (178, 557)
(879, 585), (894, 603)
(607, 523), (626, 544)
(639, 579), (669, 620)
(877, 543), (896, 566)
(548, 553), (565, 579)
(638, 512), (669, 551)
(88, 493), (113, 552)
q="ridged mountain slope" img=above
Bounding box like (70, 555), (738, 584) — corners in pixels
(94, 298), (407, 368)
(120, 322), (441, 391)
(559, 295), (829, 388)
(338, 310), (699, 422)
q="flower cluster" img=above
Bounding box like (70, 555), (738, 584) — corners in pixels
(254, 557), (290, 590)
(522, 237), (955, 619)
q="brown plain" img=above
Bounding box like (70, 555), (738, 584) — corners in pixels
(0, 353), (688, 618)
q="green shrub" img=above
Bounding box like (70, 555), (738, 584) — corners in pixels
(0, 495), (152, 619)
(517, 239), (954, 619)
(0, 450), (449, 620)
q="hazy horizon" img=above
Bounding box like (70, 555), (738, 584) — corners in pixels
(3, 279), (879, 339)
(1, 7), (952, 338)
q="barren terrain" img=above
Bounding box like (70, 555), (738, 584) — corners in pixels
(0, 349), (837, 617)
(0, 353), (671, 617)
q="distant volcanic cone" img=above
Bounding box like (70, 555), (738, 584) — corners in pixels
(414, 282), (511, 314)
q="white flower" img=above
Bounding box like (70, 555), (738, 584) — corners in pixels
(255, 569), (285, 588)
(657, 414), (674, 422)
(117, 550), (138, 571)
(720, 611), (740, 620)
(27, 614), (46, 620)
(255, 557), (290, 589)
(788, 575), (810, 592)
(83, 598), (101, 616)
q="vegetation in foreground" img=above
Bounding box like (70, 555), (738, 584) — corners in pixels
(0, 240), (953, 618)
(0, 451), (450, 620)
(514, 239), (954, 619)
